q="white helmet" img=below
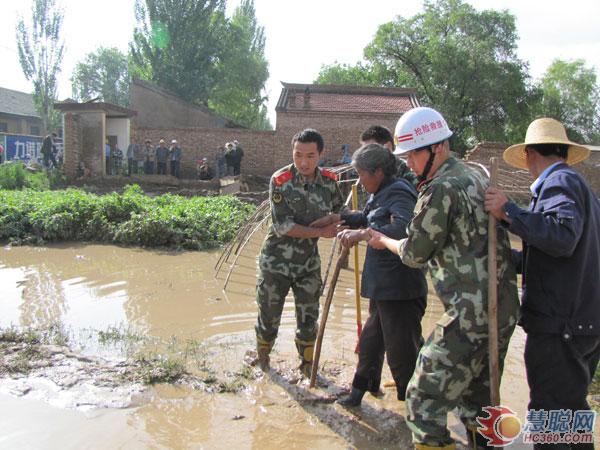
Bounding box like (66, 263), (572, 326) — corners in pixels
(394, 107), (453, 155)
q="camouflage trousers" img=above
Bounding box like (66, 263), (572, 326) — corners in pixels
(255, 269), (322, 361)
(406, 310), (516, 447)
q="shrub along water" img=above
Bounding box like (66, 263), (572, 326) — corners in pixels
(0, 161), (66, 190)
(0, 184), (255, 250)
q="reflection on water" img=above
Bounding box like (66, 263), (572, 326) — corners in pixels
(0, 241), (539, 449)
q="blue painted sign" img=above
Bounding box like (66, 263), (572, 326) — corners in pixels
(0, 134), (63, 163)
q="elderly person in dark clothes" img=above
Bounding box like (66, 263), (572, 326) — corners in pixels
(315, 143), (427, 405)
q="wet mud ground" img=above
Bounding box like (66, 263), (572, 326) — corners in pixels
(0, 238), (596, 449)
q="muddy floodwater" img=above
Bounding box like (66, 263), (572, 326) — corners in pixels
(0, 239), (589, 449)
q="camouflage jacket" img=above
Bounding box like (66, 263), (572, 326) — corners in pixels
(398, 157), (519, 335)
(259, 164), (344, 277)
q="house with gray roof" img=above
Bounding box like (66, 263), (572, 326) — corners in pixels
(0, 86), (43, 136)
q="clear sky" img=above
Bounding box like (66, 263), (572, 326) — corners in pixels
(1, 0), (599, 125)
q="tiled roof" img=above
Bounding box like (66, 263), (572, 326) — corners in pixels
(276, 83), (419, 114)
(0, 86), (39, 117)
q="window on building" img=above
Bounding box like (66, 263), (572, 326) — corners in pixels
(30, 126), (40, 136)
(0, 122), (7, 133)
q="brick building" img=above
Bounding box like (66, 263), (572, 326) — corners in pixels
(272, 83), (420, 171)
(0, 87), (43, 135)
(54, 101), (136, 178)
(58, 81), (421, 180)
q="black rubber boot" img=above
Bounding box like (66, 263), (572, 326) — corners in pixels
(337, 387), (366, 407)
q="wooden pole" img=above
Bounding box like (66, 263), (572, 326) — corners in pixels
(310, 246), (350, 388)
(351, 184), (362, 353)
(487, 157), (500, 406)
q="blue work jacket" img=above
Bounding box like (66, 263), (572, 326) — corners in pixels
(504, 163), (600, 336)
(341, 178), (427, 301)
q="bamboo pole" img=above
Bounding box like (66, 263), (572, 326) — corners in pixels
(223, 215), (269, 290)
(487, 157), (500, 406)
(320, 186), (355, 296)
(310, 246), (350, 388)
(351, 184), (362, 352)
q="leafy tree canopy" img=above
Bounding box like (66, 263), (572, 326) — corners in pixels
(71, 47), (130, 107)
(317, 0), (536, 153)
(537, 59), (600, 143)
(129, 0), (270, 129)
(129, 0), (228, 106)
(208, 0), (271, 129)
(16, 0), (65, 133)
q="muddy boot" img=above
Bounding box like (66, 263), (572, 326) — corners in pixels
(295, 338), (314, 378)
(337, 387), (365, 407)
(298, 360), (312, 378)
(255, 337), (273, 372)
(466, 425), (493, 450)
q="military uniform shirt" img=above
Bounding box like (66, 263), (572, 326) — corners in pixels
(259, 163), (344, 277)
(398, 157), (518, 334)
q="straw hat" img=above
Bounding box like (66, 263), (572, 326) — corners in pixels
(503, 118), (590, 170)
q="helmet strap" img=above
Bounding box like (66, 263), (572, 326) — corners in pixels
(419, 147), (436, 182)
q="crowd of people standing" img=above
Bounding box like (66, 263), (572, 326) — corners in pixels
(106, 137), (244, 180)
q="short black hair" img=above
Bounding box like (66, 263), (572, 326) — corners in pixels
(292, 128), (324, 153)
(360, 125), (393, 146)
(526, 143), (568, 159)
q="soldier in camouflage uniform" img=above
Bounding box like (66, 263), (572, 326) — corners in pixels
(255, 129), (344, 376)
(368, 107), (519, 450)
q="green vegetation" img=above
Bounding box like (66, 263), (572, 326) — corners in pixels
(133, 355), (187, 384)
(71, 47), (130, 107)
(0, 162), (66, 190)
(16, 0), (64, 132)
(0, 183), (255, 249)
(130, 0), (270, 129)
(0, 326), (67, 375)
(316, 0), (600, 153)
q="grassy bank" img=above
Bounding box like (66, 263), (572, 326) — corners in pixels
(0, 184), (255, 250)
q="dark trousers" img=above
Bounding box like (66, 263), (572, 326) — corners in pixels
(105, 156), (111, 174)
(144, 161), (154, 174)
(233, 162), (241, 176)
(157, 161), (167, 175)
(128, 158), (134, 176)
(170, 160), (180, 178)
(525, 332), (600, 450)
(44, 152), (58, 169)
(352, 297), (426, 400)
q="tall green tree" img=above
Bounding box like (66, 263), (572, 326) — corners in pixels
(16, 0), (65, 133)
(538, 59), (600, 143)
(208, 0), (271, 129)
(129, 0), (228, 106)
(317, 0), (535, 153)
(71, 47), (130, 107)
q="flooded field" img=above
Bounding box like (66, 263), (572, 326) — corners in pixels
(0, 238), (576, 449)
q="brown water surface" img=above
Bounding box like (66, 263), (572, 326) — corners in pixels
(0, 241), (538, 449)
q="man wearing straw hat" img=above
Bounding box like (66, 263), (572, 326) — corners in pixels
(486, 118), (600, 448)
(368, 106), (519, 450)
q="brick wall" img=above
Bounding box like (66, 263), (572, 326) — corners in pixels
(134, 126), (277, 178)
(62, 113), (81, 178)
(134, 110), (402, 179)
(465, 141), (600, 200)
(269, 110), (401, 172)
(79, 112), (105, 176)
(130, 80), (232, 129)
